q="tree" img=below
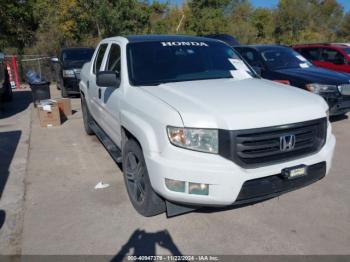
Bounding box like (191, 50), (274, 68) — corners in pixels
(227, 0), (256, 44)
(0, 0), (37, 53)
(339, 12), (350, 41)
(251, 8), (274, 42)
(94, 0), (152, 37)
(274, 0), (344, 44)
(185, 0), (230, 35)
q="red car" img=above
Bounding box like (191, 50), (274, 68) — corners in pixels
(292, 43), (350, 73)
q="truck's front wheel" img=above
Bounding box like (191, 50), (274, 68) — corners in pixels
(81, 97), (94, 135)
(122, 139), (165, 216)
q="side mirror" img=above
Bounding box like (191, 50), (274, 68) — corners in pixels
(96, 71), (120, 87)
(51, 57), (59, 63)
(0, 52), (4, 61)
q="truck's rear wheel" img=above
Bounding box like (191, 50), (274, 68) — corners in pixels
(122, 139), (165, 216)
(81, 97), (94, 135)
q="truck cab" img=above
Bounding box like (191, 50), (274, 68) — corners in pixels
(79, 35), (335, 217)
(52, 47), (94, 97)
(293, 43), (350, 74)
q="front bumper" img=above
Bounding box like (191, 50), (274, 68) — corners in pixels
(145, 128), (336, 207)
(234, 161), (325, 205)
(63, 77), (80, 94)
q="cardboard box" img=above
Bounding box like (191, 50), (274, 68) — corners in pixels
(38, 102), (61, 127)
(55, 98), (72, 117)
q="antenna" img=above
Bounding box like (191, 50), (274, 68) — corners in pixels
(176, 14), (185, 33)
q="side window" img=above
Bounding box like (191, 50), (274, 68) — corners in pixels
(93, 44), (108, 74)
(321, 48), (345, 64)
(299, 48), (320, 61)
(106, 44), (121, 75)
(239, 48), (261, 67)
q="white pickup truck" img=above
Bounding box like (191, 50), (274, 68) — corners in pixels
(79, 35), (336, 217)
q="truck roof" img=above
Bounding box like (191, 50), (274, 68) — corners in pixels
(236, 45), (290, 51)
(61, 47), (95, 52)
(126, 34), (218, 43)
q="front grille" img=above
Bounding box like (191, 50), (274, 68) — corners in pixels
(339, 84), (350, 96)
(219, 118), (327, 168)
(73, 69), (81, 80)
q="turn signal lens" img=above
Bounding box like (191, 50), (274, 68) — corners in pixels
(165, 179), (186, 193)
(189, 183), (209, 195)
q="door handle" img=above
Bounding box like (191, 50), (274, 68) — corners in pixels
(87, 80), (89, 89)
(98, 88), (101, 99)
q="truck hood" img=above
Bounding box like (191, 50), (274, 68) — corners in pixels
(140, 78), (328, 130)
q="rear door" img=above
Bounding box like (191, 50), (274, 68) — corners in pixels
(97, 42), (123, 145)
(318, 47), (350, 73)
(88, 43), (108, 124)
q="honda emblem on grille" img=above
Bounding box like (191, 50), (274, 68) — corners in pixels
(280, 134), (296, 152)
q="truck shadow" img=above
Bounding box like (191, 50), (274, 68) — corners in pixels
(0, 90), (32, 119)
(0, 130), (21, 229)
(112, 229), (183, 261)
(196, 197), (274, 215)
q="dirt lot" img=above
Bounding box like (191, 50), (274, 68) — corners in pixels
(0, 85), (349, 257)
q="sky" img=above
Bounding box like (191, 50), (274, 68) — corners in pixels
(160, 0), (350, 12)
(250, 0), (350, 11)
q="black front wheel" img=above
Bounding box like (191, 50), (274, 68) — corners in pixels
(81, 97), (94, 135)
(122, 139), (165, 217)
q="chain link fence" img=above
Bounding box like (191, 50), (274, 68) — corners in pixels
(19, 55), (58, 83)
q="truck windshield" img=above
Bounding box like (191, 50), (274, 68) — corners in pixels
(62, 49), (94, 62)
(127, 41), (255, 86)
(261, 48), (313, 70)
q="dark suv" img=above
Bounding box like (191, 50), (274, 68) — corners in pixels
(0, 52), (12, 103)
(293, 43), (350, 74)
(52, 48), (94, 97)
(235, 45), (350, 116)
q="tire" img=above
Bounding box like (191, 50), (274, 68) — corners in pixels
(81, 97), (94, 135)
(61, 86), (68, 98)
(122, 139), (165, 216)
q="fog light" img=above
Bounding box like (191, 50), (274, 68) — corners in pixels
(165, 179), (186, 193)
(189, 183), (209, 195)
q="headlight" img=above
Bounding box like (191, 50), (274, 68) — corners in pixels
(63, 69), (75, 78)
(306, 83), (338, 94)
(167, 126), (218, 153)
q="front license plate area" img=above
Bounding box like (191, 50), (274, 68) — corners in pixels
(281, 165), (307, 180)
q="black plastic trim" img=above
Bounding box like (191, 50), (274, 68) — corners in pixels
(234, 161), (326, 204)
(219, 118), (327, 169)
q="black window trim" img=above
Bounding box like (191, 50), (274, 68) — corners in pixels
(320, 47), (345, 63)
(93, 43), (108, 75)
(106, 43), (121, 76)
(297, 47), (321, 61)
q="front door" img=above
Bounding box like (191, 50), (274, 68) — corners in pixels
(88, 43), (108, 124)
(97, 43), (122, 146)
